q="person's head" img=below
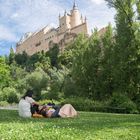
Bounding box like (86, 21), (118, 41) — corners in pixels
(41, 110), (47, 117)
(31, 104), (39, 115)
(22, 89), (34, 99)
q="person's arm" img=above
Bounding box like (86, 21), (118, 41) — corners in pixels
(25, 97), (39, 105)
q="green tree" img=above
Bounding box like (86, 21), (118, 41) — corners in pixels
(100, 24), (114, 98)
(105, 0), (140, 98)
(25, 68), (50, 100)
(47, 44), (59, 68)
(15, 51), (29, 68)
(71, 30), (102, 99)
(9, 47), (15, 65)
(0, 57), (11, 88)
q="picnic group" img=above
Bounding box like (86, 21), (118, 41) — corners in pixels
(18, 89), (78, 118)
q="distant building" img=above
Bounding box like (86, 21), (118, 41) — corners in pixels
(16, 1), (89, 55)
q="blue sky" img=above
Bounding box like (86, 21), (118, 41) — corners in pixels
(0, 0), (116, 56)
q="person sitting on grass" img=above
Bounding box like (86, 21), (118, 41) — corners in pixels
(18, 89), (39, 118)
(39, 104), (78, 118)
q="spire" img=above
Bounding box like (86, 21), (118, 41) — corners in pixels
(59, 13), (61, 18)
(73, 0), (76, 7)
(64, 10), (67, 16)
(85, 16), (87, 23)
(73, 0), (78, 10)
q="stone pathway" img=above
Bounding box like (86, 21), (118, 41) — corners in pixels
(0, 105), (18, 110)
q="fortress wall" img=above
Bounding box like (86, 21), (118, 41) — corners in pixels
(71, 23), (88, 35)
(16, 30), (46, 55)
(16, 3), (89, 55)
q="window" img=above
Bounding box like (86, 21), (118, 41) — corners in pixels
(35, 41), (41, 47)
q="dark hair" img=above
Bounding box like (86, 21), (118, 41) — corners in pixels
(31, 104), (39, 115)
(22, 89), (34, 99)
(41, 110), (47, 117)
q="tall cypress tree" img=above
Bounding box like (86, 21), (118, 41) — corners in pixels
(105, 0), (139, 97)
(9, 47), (15, 65)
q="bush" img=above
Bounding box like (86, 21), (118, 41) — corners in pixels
(63, 97), (107, 112)
(39, 99), (60, 105)
(25, 68), (50, 100)
(133, 94), (140, 112)
(0, 101), (9, 106)
(1, 87), (19, 103)
(109, 93), (139, 114)
(40, 89), (63, 101)
(62, 95), (139, 114)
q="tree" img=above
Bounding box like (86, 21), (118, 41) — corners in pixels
(15, 51), (29, 68)
(0, 57), (11, 88)
(9, 47), (15, 65)
(25, 68), (50, 100)
(100, 24), (114, 97)
(105, 0), (140, 98)
(71, 30), (102, 99)
(47, 44), (59, 68)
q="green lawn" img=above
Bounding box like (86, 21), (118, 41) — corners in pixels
(0, 110), (140, 140)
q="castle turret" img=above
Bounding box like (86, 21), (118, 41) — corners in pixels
(70, 0), (82, 28)
(58, 10), (71, 34)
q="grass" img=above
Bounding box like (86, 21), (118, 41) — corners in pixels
(0, 110), (140, 140)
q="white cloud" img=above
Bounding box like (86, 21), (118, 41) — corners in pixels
(90, 0), (105, 5)
(81, 1), (115, 32)
(0, 0), (64, 38)
(0, 25), (18, 42)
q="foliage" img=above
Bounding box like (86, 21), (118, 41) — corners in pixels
(63, 75), (78, 98)
(109, 93), (138, 113)
(8, 47), (15, 65)
(47, 44), (59, 68)
(0, 87), (19, 103)
(0, 57), (11, 88)
(63, 97), (107, 112)
(14, 51), (29, 68)
(45, 66), (69, 100)
(0, 101), (9, 106)
(71, 27), (114, 99)
(25, 68), (50, 100)
(105, 0), (140, 101)
(38, 99), (60, 105)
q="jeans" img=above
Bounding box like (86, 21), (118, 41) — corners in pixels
(51, 106), (61, 118)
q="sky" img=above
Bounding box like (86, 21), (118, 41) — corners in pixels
(0, 0), (116, 56)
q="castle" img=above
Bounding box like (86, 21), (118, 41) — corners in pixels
(16, 1), (89, 55)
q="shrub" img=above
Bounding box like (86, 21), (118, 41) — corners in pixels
(0, 101), (9, 106)
(39, 99), (60, 105)
(62, 97), (107, 112)
(62, 96), (139, 114)
(25, 68), (50, 100)
(109, 93), (138, 114)
(133, 94), (140, 112)
(2, 87), (19, 103)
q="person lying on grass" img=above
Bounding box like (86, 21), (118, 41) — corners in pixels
(32, 104), (78, 118)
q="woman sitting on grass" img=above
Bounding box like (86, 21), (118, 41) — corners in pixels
(39, 104), (78, 118)
(18, 89), (39, 118)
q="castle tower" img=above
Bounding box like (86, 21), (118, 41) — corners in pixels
(70, 0), (82, 28)
(58, 10), (71, 33)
